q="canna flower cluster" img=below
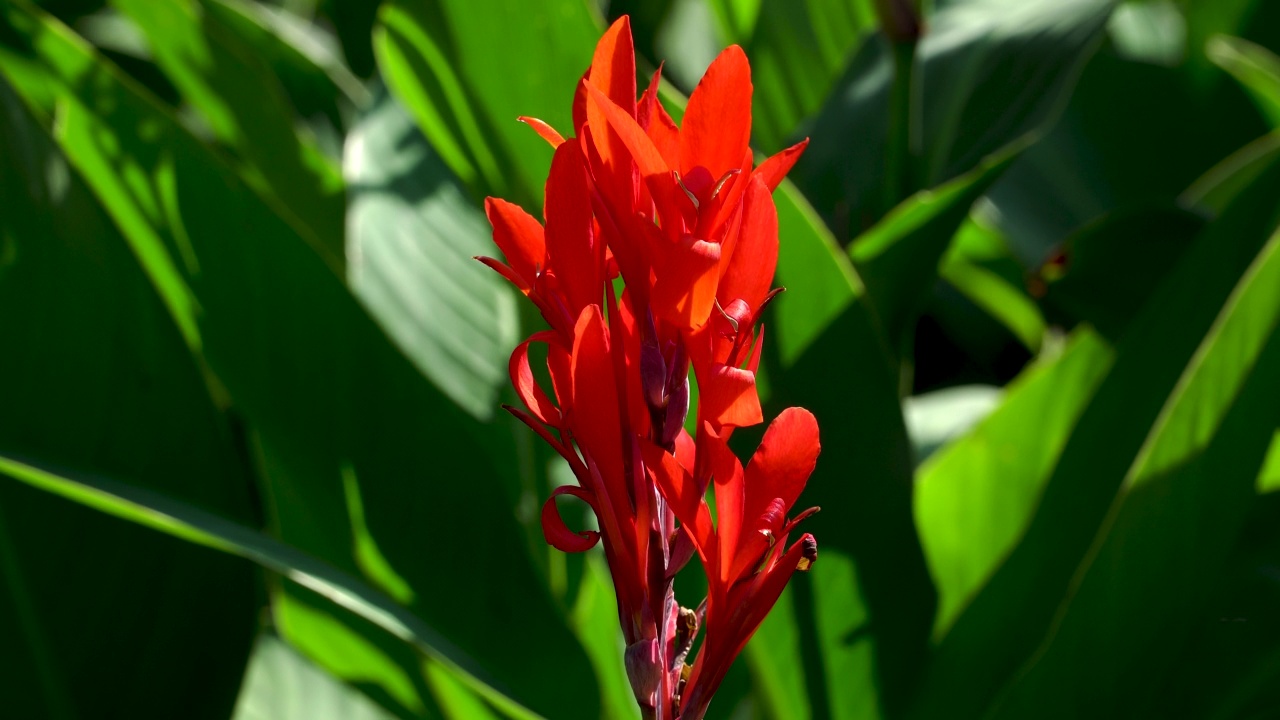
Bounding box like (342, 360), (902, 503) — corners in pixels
(481, 17), (819, 720)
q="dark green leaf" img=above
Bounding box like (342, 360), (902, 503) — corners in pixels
(794, 0), (1114, 239)
(910, 129), (1280, 720)
(745, 0), (877, 152)
(373, 0), (600, 208)
(988, 224), (1280, 719)
(0, 453), (534, 720)
(0, 4), (598, 716)
(0, 72), (257, 720)
(111, 0), (346, 259)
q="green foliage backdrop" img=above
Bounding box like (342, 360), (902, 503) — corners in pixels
(0, 0), (1278, 718)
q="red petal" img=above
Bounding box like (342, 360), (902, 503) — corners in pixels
(703, 427), (745, 585)
(475, 255), (532, 295)
(717, 175), (778, 312)
(743, 408), (820, 527)
(583, 81), (681, 222)
(589, 16), (637, 119)
(584, 80), (669, 178)
(544, 138), (601, 316)
(651, 235), (722, 330)
(570, 306), (630, 525)
(518, 116), (565, 148)
(485, 197), (545, 286)
(753, 138), (809, 191)
(638, 68), (681, 170)
(509, 331), (562, 426)
(541, 485), (600, 553)
(699, 364), (762, 429)
(641, 440), (715, 562)
(680, 45), (752, 183)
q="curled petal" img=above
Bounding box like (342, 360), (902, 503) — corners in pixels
(541, 485), (601, 553)
(518, 116), (565, 148)
(509, 331), (562, 426)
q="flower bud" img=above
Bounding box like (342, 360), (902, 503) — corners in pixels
(624, 638), (662, 706)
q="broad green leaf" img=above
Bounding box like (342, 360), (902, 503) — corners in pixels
(0, 73), (256, 720)
(233, 635), (397, 720)
(914, 329), (1113, 636)
(345, 84), (517, 421)
(794, 0), (1114, 239)
(989, 226), (1280, 718)
(0, 5), (598, 716)
(373, 0), (600, 209)
(745, 0), (877, 152)
(1207, 34), (1280, 127)
(910, 134), (1280, 720)
(0, 453), (537, 720)
(111, 0), (345, 259)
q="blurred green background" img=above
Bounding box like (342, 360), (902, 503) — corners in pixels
(1, 0), (1279, 718)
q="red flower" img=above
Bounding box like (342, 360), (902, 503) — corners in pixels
(481, 16), (819, 720)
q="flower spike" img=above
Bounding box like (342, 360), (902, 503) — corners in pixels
(482, 16), (817, 719)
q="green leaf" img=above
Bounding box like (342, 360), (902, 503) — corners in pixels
(0, 4), (598, 716)
(849, 144), (1022, 347)
(902, 383), (1004, 465)
(745, 0), (877, 152)
(744, 586), (812, 720)
(233, 635), (398, 720)
(910, 128), (1280, 720)
(0, 453), (537, 720)
(794, 0), (1114, 239)
(373, 0), (600, 208)
(111, 0), (345, 259)
(768, 183), (935, 719)
(914, 329), (1113, 636)
(1207, 34), (1280, 127)
(1148, 493), (1280, 717)
(0, 72), (257, 720)
(988, 226), (1280, 718)
(1182, 131), (1280, 215)
(345, 84), (517, 421)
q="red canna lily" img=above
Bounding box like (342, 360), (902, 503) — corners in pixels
(481, 15), (820, 720)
